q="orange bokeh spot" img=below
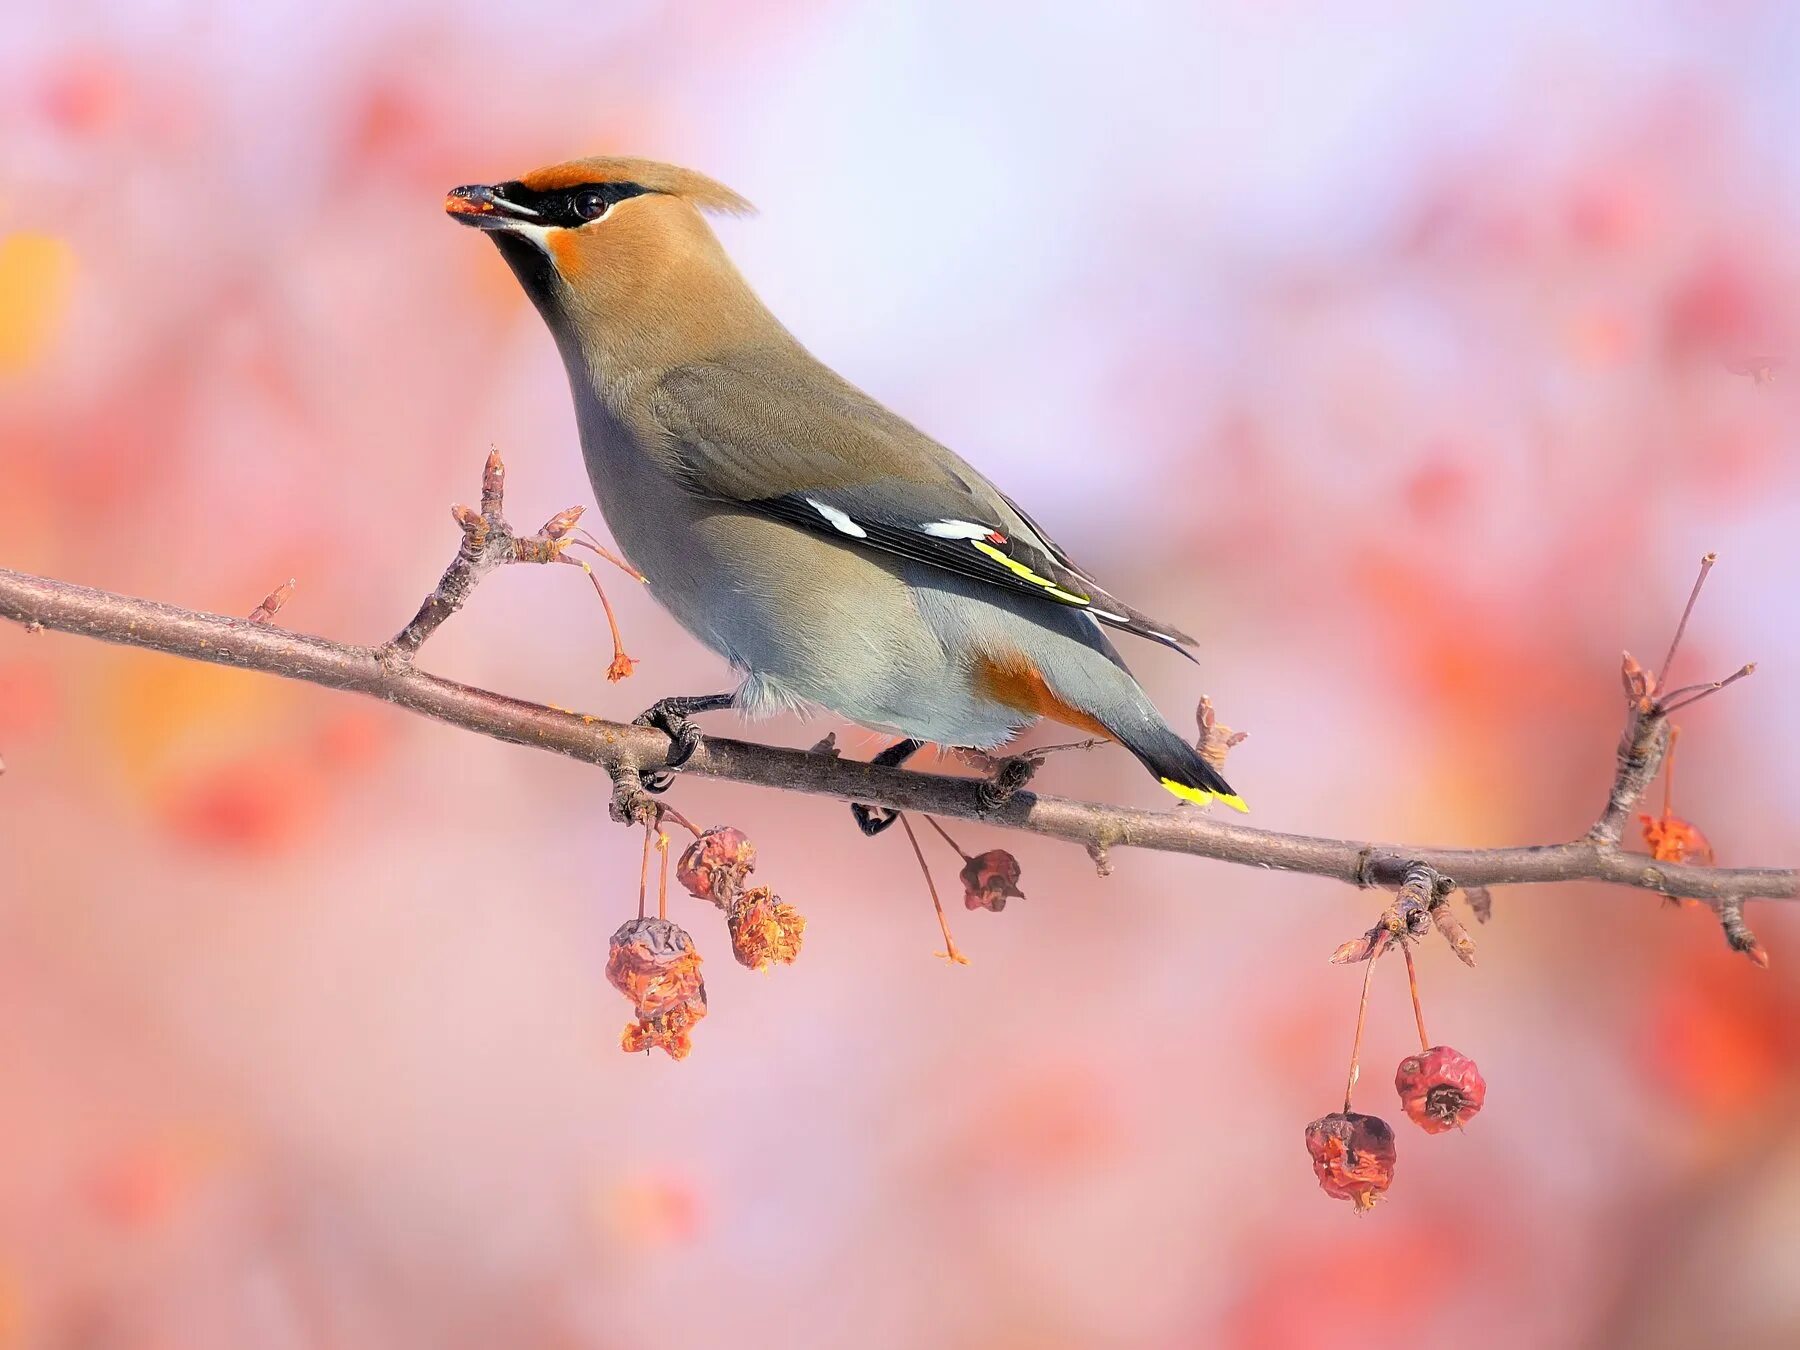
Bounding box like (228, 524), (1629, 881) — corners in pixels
(0, 233), (76, 373)
(604, 1174), (703, 1248)
(157, 751), (327, 854)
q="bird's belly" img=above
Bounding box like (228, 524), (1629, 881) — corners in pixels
(604, 502), (1029, 748)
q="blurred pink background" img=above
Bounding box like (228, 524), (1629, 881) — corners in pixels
(4, 2), (1800, 1346)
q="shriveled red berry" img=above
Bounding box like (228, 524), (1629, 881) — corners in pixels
(726, 886), (805, 970)
(1304, 1112), (1397, 1211)
(1394, 1045), (1486, 1133)
(675, 827), (757, 905)
(606, 917), (706, 1016)
(959, 849), (1024, 911)
(607, 917), (708, 1060)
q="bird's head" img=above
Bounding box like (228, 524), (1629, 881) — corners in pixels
(445, 156), (762, 371)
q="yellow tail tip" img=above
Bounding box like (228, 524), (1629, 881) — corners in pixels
(1159, 778), (1250, 813)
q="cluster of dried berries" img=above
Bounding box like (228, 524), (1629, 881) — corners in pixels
(1307, 893), (1487, 1212)
(677, 827), (807, 970)
(602, 821), (809, 1062)
(607, 916), (708, 1060)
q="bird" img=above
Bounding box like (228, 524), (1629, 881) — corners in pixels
(444, 156), (1245, 826)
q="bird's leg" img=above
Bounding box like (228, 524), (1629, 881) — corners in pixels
(633, 693), (735, 792)
(851, 739), (923, 836)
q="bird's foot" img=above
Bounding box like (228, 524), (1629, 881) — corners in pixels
(632, 693), (734, 792)
(850, 738), (923, 837)
(853, 803), (901, 836)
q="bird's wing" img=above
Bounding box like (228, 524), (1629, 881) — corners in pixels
(650, 359), (1198, 658)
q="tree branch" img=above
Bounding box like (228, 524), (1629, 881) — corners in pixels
(2, 474), (1791, 960)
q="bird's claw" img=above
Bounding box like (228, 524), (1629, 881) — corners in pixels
(852, 803), (901, 836)
(847, 737), (924, 838)
(631, 693), (732, 790)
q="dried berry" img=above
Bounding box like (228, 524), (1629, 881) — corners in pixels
(959, 849), (1024, 912)
(1304, 1112), (1397, 1211)
(1639, 812), (1714, 867)
(606, 917), (706, 1015)
(1394, 1046), (1485, 1133)
(1637, 725), (1714, 881)
(726, 886), (805, 970)
(675, 827), (757, 905)
(607, 917), (707, 1060)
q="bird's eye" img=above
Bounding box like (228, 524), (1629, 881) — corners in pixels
(574, 189), (609, 222)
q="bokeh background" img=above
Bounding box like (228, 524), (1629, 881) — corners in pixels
(4, 2), (1800, 1346)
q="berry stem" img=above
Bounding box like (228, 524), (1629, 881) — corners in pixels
(1402, 940), (1430, 1052)
(656, 829), (670, 921)
(1662, 724), (1680, 821)
(568, 528), (646, 582)
(923, 813), (974, 862)
(899, 813), (968, 965)
(654, 803), (703, 837)
(1345, 930), (1390, 1113)
(556, 554), (635, 681)
(637, 822), (653, 922)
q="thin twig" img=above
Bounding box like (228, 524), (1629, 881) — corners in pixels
(385, 451), (637, 665)
(2, 488), (1791, 958)
(1, 565), (1791, 906)
(1657, 552), (1715, 687)
(1660, 664), (1756, 714)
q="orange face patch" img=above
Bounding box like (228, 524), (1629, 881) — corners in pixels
(974, 652), (1113, 740)
(547, 228), (587, 276)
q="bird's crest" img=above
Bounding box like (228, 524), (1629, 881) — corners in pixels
(517, 157), (755, 217)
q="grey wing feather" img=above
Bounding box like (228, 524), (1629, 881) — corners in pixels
(650, 358), (1199, 657)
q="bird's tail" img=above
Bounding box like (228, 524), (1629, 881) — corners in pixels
(962, 590), (1248, 812)
(1044, 646), (1248, 812)
(1111, 715), (1249, 813)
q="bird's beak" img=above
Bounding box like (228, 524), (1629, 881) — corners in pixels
(444, 184), (540, 232)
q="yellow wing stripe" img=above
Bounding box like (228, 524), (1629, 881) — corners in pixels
(971, 539), (1090, 605)
(1160, 778), (1251, 813)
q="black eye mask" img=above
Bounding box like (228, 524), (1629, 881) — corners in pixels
(490, 180), (655, 228)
